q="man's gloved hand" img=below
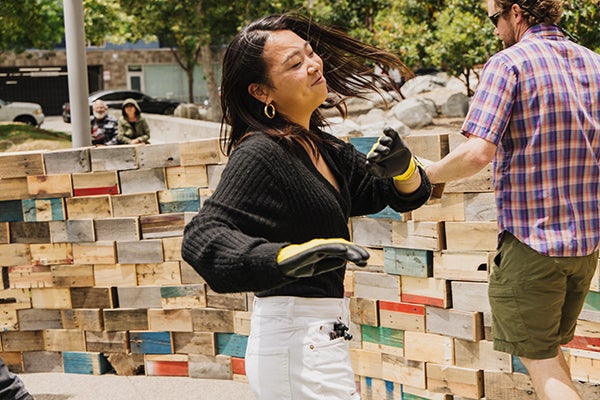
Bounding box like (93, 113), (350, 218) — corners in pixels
(366, 127), (418, 181)
(277, 238), (369, 278)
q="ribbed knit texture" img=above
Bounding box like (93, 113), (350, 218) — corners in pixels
(182, 131), (431, 297)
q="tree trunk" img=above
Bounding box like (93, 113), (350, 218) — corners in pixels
(186, 66), (195, 104)
(200, 43), (222, 122)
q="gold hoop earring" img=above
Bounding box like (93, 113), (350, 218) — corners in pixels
(264, 103), (276, 119)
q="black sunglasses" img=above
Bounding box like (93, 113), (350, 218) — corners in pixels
(489, 10), (503, 27)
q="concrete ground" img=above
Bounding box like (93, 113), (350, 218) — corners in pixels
(20, 372), (255, 400)
(42, 116), (72, 136)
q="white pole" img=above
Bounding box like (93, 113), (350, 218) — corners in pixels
(63, 0), (91, 147)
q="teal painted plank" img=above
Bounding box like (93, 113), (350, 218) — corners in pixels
(584, 291), (600, 312)
(369, 205), (403, 221)
(22, 198), (65, 222)
(130, 331), (172, 354)
(512, 356), (528, 374)
(361, 324), (404, 349)
(0, 200), (24, 222)
(160, 285), (202, 299)
(349, 137), (378, 155)
(384, 247), (433, 277)
(403, 393), (429, 400)
(216, 333), (248, 358)
(158, 188), (200, 213)
(159, 199), (200, 213)
(63, 351), (111, 375)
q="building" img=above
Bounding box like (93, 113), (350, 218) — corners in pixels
(0, 42), (220, 116)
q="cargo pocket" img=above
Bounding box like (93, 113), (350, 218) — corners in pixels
(488, 286), (528, 342)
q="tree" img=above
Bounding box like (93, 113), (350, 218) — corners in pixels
(427, 0), (499, 95)
(372, 0), (445, 71)
(83, 0), (139, 46)
(0, 0), (64, 57)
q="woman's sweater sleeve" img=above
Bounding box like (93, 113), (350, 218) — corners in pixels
(181, 141), (295, 293)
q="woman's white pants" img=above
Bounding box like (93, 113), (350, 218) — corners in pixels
(245, 296), (360, 400)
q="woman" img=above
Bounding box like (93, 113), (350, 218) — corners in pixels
(182, 13), (431, 399)
(117, 98), (150, 144)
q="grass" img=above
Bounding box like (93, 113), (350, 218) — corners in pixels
(0, 123), (72, 152)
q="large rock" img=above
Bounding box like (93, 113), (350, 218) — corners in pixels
(400, 74), (447, 97)
(391, 98), (434, 129)
(441, 93), (470, 117)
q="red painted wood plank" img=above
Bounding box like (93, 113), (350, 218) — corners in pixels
(400, 294), (445, 308)
(379, 300), (425, 315)
(73, 186), (119, 196)
(145, 360), (189, 376)
(231, 356), (246, 375)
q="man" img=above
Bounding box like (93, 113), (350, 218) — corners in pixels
(90, 100), (118, 145)
(426, 1), (600, 399)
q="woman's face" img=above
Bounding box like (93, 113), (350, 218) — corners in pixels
(257, 30), (328, 128)
(124, 104), (137, 120)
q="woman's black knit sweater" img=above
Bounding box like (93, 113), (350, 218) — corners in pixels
(181, 131), (431, 298)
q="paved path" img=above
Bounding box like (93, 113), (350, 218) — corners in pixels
(19, 372), (255, 400)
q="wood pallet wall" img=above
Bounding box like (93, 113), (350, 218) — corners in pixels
(0, 135), (598, 399)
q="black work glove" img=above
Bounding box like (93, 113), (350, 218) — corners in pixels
(277, 238), (369, 278)
(366, 127), (417, 181)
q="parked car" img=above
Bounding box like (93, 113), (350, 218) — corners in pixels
(0, 98), (45, 127)
(62, 89), (182, 123)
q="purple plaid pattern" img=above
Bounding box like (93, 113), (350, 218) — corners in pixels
(461, 25), (600, 256)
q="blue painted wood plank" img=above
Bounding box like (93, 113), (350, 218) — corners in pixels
(349, 137), (378, 156)
(0, 200), (24, 222)
(369, 205), (403, 221)
(384, 247), (433, 278)
(158, 188), (200, 213)
(216, 333), (248, 358)
(584, 291), (600, 312)
(22, 198), (65, 222)
(63, 351), (111, 375)
(130, 331), (173, 354)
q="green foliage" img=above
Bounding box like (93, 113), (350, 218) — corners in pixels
(373, 0), (445, 70)
(308, 0), (390, 40)
(2, 0), (599, 99)
(427, 0), (499, 94)
(562, 0), (600, 52)
(83, 0), (139, 46)
(0, 0), (64, 55)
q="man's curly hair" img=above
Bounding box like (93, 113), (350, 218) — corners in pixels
(495, 0), (563, 26)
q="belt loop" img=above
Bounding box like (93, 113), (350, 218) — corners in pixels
(286, 297), (294, 319)
(341, 298), (349, 324)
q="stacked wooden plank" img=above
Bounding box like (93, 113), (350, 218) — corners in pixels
(0, 141), (247, 381)
(348, 133), (600, 399)
(0, 134), (598, 400)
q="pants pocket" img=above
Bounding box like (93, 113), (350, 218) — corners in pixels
(488, 286), (528, 342)
(245, 346), (292, 400)
(304, 323), (358, 398)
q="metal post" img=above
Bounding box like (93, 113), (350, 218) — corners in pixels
(63, 0), (91, 147)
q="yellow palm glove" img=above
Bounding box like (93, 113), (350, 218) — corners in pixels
(277, 238), (369, 278)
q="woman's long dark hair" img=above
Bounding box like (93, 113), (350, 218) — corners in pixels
(220, 13), (413, 155)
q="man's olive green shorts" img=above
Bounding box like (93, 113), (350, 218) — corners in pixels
(489, 231), (597, 359)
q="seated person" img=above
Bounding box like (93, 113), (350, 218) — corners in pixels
(90, 100), (118, 146)
(117, 98), (150, 144)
